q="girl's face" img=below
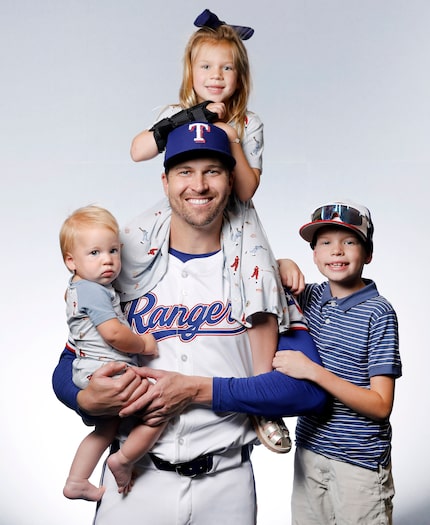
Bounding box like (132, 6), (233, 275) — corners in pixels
(192, 41), (238, 104)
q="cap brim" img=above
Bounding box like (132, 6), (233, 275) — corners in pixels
(164, 149), (236, 171)
(299, 220), (367, 243)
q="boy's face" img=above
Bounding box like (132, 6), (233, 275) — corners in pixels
(65, 226), (121, 285)
(312, 226), (372, 297)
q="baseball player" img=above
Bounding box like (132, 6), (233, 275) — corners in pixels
(53, 122), (326, 525)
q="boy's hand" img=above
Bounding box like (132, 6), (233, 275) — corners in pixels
(273, 350), (316, 380)
(140, 333), (158, 356)
(277, 258), (305, 295)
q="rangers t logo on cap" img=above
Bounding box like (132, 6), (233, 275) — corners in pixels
(164, 122), (236, 171)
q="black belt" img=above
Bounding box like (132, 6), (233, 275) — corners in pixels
(149, 445), (251, 477)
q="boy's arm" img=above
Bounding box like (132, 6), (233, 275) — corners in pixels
(97, 318), (157, 356)
(273, 351), (395, 421)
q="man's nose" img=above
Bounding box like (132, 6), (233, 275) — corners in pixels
(191, 172), (209, 192)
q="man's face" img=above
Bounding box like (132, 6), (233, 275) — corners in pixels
(162, 157), (233, 231)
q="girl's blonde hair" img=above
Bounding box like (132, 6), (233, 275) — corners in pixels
(179, 25), (251, 139)
(59, 205), (119, 262)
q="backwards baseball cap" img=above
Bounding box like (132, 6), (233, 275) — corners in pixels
(299, 200), (374, 251)
(163, 122), (236, 171)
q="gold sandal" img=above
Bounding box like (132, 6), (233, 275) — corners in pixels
(251, 416), (292, 453)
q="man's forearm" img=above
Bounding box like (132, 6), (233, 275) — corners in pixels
(212, 330), (327, 417)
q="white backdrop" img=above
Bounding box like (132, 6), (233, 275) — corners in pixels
(1, 1), (429, 524)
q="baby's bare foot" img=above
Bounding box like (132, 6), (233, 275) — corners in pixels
(63, 477), (105, 501)
(107, 452), (134, 494)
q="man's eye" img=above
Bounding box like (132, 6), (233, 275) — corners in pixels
(90, 250), (99, 256)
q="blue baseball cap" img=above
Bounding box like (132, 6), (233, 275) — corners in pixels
(163, 123), (236, 171)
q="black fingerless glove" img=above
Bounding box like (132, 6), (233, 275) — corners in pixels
(149, 101), (218, 153)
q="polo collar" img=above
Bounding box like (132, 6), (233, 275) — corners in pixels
(321, 279), (378, 311)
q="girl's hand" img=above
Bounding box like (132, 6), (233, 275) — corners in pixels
(206, 102), (226, 120)
(273, 350), (316, 380)
(278, 258), (305, 295)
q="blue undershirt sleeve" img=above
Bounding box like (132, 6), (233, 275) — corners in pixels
(52, 347), (94, 424)
(212, 330), (327, 418)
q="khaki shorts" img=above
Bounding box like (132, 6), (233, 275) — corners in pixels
(292, 447), (395, 525)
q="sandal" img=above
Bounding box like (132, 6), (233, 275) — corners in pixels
(250, 416), (292, 454)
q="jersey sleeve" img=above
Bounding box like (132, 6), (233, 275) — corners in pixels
(212, 330), (327, 417)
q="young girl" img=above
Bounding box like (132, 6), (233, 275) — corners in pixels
(60, 205), (166, 501)
(127, 10), (297, 453)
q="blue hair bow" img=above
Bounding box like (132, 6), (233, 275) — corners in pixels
(194, 9), (254, 40)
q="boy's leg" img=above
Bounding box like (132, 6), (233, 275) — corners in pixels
(107, 422), (166, 494)
(291, 447), (335, 525)
(330, 458), (394, 525)
(64, 419), (118, 501)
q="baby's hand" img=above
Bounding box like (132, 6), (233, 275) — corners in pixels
(206, 102), (226, 120)
(140, 333), (158, 357)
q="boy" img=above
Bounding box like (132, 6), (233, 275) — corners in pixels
(59, 205), (162, 501)
(275, 200), (402, 525)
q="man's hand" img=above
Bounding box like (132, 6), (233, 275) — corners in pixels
(119, 368), (212, 426)
(77, 361), (150, 416)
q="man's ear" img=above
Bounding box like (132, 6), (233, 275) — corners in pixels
(161, 172), (169, 196)
(365, 253), (373, 265)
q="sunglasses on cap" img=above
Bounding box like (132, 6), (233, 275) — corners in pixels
(311, 204), (367, 227)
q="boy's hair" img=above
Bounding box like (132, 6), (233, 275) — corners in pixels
(59, 205), (119, 262)
(179, 25), (251, 139)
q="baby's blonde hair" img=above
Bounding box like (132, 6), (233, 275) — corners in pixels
(59, 205), (119, 263)
(179, 25), (251, 139)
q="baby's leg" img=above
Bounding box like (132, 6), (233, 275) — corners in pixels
(63, 419), (118, 501)
(107, 421), (167, 494)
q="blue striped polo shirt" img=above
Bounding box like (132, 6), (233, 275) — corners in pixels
(295, 279), (402, 470)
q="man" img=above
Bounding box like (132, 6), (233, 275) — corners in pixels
(53, 122), (326, 524)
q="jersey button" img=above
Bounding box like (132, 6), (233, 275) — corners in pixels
(182, 271), (188, 278)
(181, 354), (188, 362)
